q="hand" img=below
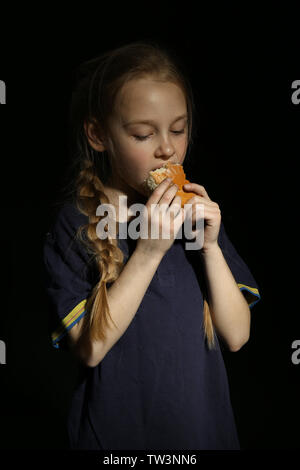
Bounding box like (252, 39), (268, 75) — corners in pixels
(136, 178), (186, 258)
(182, 183), (221, 253)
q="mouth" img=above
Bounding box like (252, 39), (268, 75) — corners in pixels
(151, 161), (179, 171)
(152, 163), (166, 171)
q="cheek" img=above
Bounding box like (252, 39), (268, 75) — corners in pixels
(111, 140), (149, 176)
(176, 136), (189, 164)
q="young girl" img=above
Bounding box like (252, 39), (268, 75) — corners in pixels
(43, 41), (261, 450)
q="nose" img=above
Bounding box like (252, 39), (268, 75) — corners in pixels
(154, 135), (176, 160)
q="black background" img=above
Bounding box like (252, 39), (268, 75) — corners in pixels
(0, 3), (299, 458)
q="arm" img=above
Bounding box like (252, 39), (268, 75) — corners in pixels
(183, 182), (251, 352)
(201, 244), (251, 352)
(68, 178), (185, 367)
(68, 247), (163, 367)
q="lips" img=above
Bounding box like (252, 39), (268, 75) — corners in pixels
(152, 161), (179, 171)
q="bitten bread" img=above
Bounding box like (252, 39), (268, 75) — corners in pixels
(144, 162), (196, 207)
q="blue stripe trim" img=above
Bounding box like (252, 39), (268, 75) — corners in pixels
(52, 309), (87, 349)
(239, 286), (261, 309)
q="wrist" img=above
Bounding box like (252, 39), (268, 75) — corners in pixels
(200, 242), (222, 259)
(134, 246), (164, 265)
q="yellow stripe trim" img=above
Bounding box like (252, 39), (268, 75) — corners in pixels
(51, 299), (87, 343)
(237, 284), (259, 296)
(237, 283), (260, 308)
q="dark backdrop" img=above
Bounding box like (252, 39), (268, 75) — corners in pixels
(0, 4), (299, 454)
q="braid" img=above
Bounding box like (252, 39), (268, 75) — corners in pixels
(75, 159), (125, 343)
(203, 299), (216, 349)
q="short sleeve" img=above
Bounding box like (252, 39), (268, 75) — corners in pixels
(218, 222), (261, 308)
(43, 203), (98, 349)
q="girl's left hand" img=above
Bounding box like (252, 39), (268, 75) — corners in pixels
(182, 182), (221, 253)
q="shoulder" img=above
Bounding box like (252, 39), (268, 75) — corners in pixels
(49, 201), (89, 239)
(44, 201), (91, 260)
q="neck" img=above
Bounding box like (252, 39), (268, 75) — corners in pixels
(103, 172), (147, 222)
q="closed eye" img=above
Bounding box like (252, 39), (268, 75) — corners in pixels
(133, 129), (186, 142)
(133, 135), (152, 141)
(172, 130), (185, 135)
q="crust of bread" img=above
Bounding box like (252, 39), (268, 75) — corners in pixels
(144, 162), (196, 207)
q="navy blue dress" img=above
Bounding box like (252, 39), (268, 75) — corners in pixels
(43, 202), (261, 450)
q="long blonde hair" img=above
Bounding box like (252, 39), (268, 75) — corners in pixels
(63, 41), (216, 349)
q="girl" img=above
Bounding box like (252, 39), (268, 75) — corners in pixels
(43, 41), (261, 450)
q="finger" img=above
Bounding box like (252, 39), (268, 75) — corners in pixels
(190, 205), (221, 226)
(186, 195), (218, 208)
(173, 209), (186, 233)
(167, 195), (182, 217)
(158, 182), (179, 206)
(183, 183), (210, 200)
(185, 200), (217, 221)
(189, 201), (220, 216)
(147, 178), (173, 206)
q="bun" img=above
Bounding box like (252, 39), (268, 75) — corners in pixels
(144, 162), (196, 207)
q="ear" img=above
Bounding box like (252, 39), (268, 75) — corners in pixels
(84, 119), (107, 152)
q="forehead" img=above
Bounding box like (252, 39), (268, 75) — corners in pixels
(115, 78), (187, 119)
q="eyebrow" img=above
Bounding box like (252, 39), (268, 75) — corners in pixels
(123, 114), (188, 127)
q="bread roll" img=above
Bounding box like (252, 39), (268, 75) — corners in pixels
(144, 162), (196, 207)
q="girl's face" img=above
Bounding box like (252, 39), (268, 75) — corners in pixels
(104, 77), (189, 200)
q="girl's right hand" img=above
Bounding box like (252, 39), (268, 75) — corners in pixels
(136, 178), (186, 258)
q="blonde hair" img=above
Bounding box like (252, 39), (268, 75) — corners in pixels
(65, 41), (216, 349)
